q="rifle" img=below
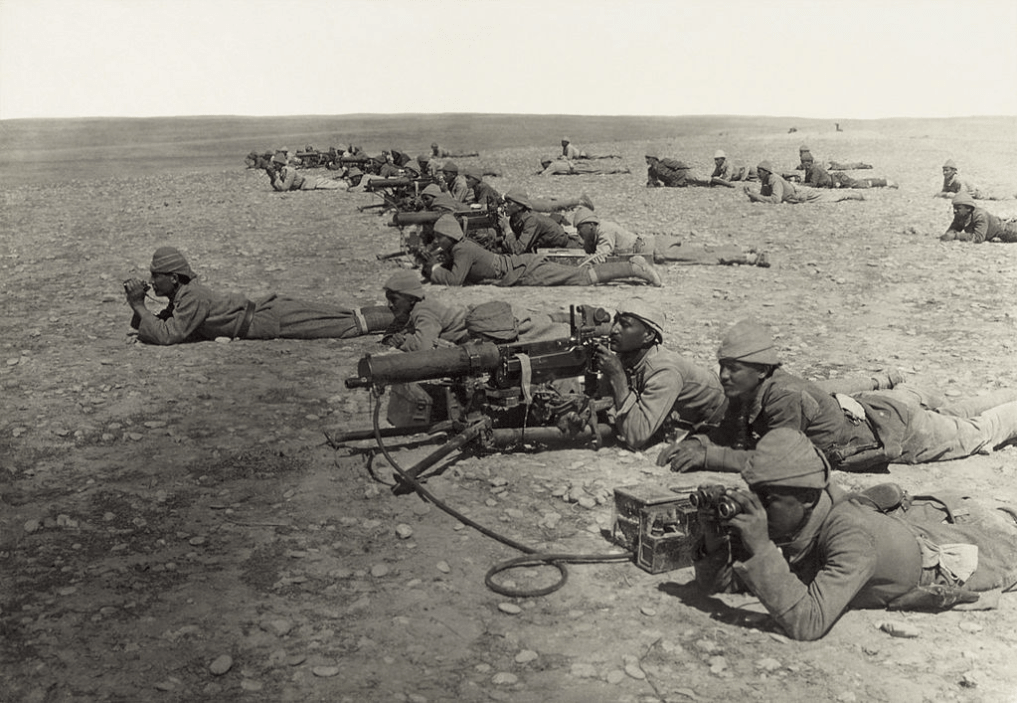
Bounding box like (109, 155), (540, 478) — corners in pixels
(333, 305), (615, 493)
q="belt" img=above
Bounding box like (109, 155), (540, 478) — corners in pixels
(235, 301), (257, 339)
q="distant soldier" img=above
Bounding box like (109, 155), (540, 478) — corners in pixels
(267, 154), (344, 191)
(936, 159), (994, 200)
(708, 150), (758, 187)
(539, 158), (630, 176)
(440, 162), (472, 203)
(572, 207), (769, 268)
(645, 153), (707, 188)
(426, 215), (662, 288)
(800, 153), (897, 189)
(744, 161), (864, 204)
(561, 136), (581, 160)
(940, 192), (1017, 243)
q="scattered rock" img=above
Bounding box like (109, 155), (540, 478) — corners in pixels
(395, 524), (414, 539)
(514, 650), (538, 664)
(312, 666), (340, 678)
(209, 654), (233, 675)
(491, 672), (518, 685)
(260, 619), (293, 637)
(435, 560), (451, 573)
(498, 603), (522, 615)
(371, 564), (390, 578)
(605, 669), (626, 684)
(624, 663), (646, 680)
(879, 621), (920, 638)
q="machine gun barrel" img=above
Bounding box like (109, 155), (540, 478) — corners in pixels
(366, 177), (412, 192)
(388, 208), (498, 231)
(346, 344), (503, 388)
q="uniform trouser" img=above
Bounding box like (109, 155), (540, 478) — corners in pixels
(300, 177), (344, 190)
(512, 260), (646, 286)
(271, 299), (393, 338)
(514, 260), (595, 286)
(997, 220), (1017, 243)
(832, 173), (890, 189)
(875, 387), (1017, 463)
(635, 236), (752, 265)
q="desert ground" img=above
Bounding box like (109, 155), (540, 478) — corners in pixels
(2, 115), (1017, 702)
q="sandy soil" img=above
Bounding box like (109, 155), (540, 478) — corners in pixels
(3, 118), (1017, 702)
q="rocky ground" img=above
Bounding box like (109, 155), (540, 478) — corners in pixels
(3, 119), (1017, 702)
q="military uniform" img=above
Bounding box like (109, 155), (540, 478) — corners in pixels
(271, 166), (343, 191)
(131, 281), (390, 344)
(942, 204), (1017, 243)
(609, 345), (727, 450)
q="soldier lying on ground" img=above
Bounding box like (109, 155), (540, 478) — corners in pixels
(801, 154), (897, 189)
(592, 301), (904, 455)
(124, 247), (391, 345)
(693, 428), (1017, 641)
(745, 161), (865, 204)
(935, 159), (998, 200)
(571, 207), (770, 268)
(666, 319), (1017, 474)
(266, 154), (344, 191)
(940, 192), (1017, 242)
(501, 190), (583, 255)
(538, 159), (631, 176)
(645, 153), (708, 188)
(709, 150), (758, 188)
(380, 272), (569, 352)
(797, 145), (872, 172)
(425, 215), (661, 288)
(463, 171), (594, 214)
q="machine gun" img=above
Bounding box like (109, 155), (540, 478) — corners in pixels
(296, 149), (339, 169)
(377, 207), (502, 262)
(333, 305), (614, 493)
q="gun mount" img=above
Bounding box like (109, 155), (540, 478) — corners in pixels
(333, 305), (615, 493)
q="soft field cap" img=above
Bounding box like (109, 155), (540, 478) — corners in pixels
(717, 319), (779, 365)
(743, 428), (830, 489)
(383, 270), (425, 299)
(150, 246), (195, 278)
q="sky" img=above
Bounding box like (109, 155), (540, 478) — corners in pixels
(1, 0), (1016, 121)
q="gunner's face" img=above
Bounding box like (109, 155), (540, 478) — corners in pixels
(718, 359), (769, 400)
(609, 314), (654, 354)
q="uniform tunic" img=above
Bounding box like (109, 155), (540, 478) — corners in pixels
(131, 281), (388, 344)
(608, 345), (727, 450)
(944, 206), (1017, 243)
(392, 298), (469, 352)
(429, 239), (593, 287)
(695, 486), (1017, 641)
(505, 211), (575, 254)
(702, 370), (1017, 473)
(271, 166), (343, 191)
(941, 173), (986, 199)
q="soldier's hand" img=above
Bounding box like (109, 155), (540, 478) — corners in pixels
(123, 278), (149, 304)
(668, 439), (707, 473)
(723, 488), (770, 557)
(593, 343), (624, 380)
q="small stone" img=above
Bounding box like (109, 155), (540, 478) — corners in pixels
(371, 564), (390, 578)
(756, 657), (782, 672)
(209, 655), (233, 675)
(570, 662), (598, 678)
(435, 561), (451, 574)
(498, 603), (522, 614)
(879, 621), (919, 638)
(514, 650), (538, 664)
(624, 663), (646, 680)
(577, 496), (597, 509)
(287, 654), (306, 666)
(153, 681), (175, 691)
(606, 669), (626, 685)
(23, 519), (41, 534)
(958, 621), (983, 634)
(188, 536), (206, 546)
(491, 672), (518, 685)
(240, 679), (263, 691)
(411, 502), (431, 516)
(312, 666), (340, 678)
(640, 606), (656, 617)
(395, 524), (414, 539)
(260, 619), (293, 637)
